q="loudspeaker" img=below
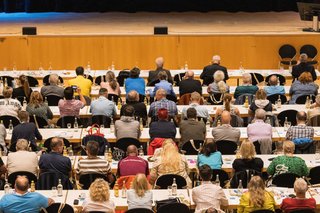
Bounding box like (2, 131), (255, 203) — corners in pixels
(22, 27), (37, 35)
(154, 26), (168, 35)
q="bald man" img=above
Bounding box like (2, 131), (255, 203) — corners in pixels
(117, 145), (149, 177)
(212, 111), (240, 143)
(148, 88), (178, 119)
(147, 57), (173, 86)
(264, 75), (285, 96)
(179, 70), (202, 96)
(201, 55), (228, 86)
(0, 176), (54, 212)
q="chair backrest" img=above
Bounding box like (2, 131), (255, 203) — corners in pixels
(181, 140), (203, 155)
(265, 74), (286, 86)
(277, 110), (298, 126)
(157, 202), (190, 213)
(253, 141), (262, 154)
(79, 173), (108, 189)
(0, 76), (14, 87)
(251, 210), (275, 213)
(91, 115), (112, 127)
(8, 171), (37, 187)
(290, 209), (315, 213)
(155, 174), (187, 189)
(94, 75), (106, 85)
(56, 116), (82, 128)
(138, 94), (146, 103)
(26, 76), (39, 87)
(230, 169), (262, 188)
(300, 44), (318, 59)
(166, 94), (177, 103)
(213, 115), (243, 127)
(307, 114), (320, 127)
(211, 169), (230, 188)
(117, 70), (130, 86)
(115, 137), (141, 152)
(81, 134), (108, 155)
(0, 115), (20, 128)
(279, 44), (297, 59)
(265, 112), (280, 127)
(125, 208), (154, 213)
(43, 137), (70, 153)
(147, 79), (160, 86)
(207, 93), (224, 105)
(295, 95), (316, 104)
(272, 173), (300, 188)
(43, 75), (64, 86)
(216, 140), (238, 154)
(308, 166), (320, 184)
(108, 94), (119, 104)
(45, 95), (63, 106)
(37, 172), (73, 190)
(29, 115), (48, 128)
(234, 93), (254, 105)
(16, 96), (25, 105)
(294, 142), (315, 154)
(250, 73), (264, 86)
(39, 203), (74, 213)
(267, 94), (287, 105)
(173, 73), (186, 86)
(84, 74), (94, 82)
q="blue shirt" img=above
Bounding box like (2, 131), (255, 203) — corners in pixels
(90, 96), (116, 117)
(197, 151), (223, 169)
(0, 192), (48, 213)
(150, 80), (176, 97)
(125, 78), (146, 96)
(264, 85), (285, 96)
(289, 80), (318, 104)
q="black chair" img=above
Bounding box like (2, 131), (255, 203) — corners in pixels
(173, 73), (185, 86)
(147, 79), (160, 86)
(0, 76), (14, 87)
(56, 116), (82, 128)
(216, 140), (238, 155)
(8, 171), (37, 187)
(265, 74), (286, 86)
(181, 140), (203, 155)
(295, 142), (315, 154)
(155, 174), (187, 189)
(265, 113), (280, 127)
(94, 75), (106, 85)
(230, 170), (262, 188)
(211, 169), (230, 188)
(29, 115), (48, 128)
(253, 141), (262, 154)
(81, 134), (109, 156)
(79, 173), (108, 190)
(295, 95), (316, 104)
(43, 75), (64, 86)
(125, 208), (154, 213)
(157, 203), (190, 213)
(45, 95), (63, 106)
(213, 114), (243, 127)
(272, 173), (300, 188)
(108, 94), (119, 104)
(207, 93), (224, 105)
(277, 110), (298, 126)
(308, 166), (320, 185)
(115, 137), (141, 152)
(84, 74), (94, 82)
(0, 115), (20, 128)
(44, 137), (71, 153)
(91, 115), (112, 127)
(9, 142), (37, 152)
(278, 44), (297, 66)
(26, 76), (39, 87)
(267, 94), (287, 105)
(39, 203), (74, 213)
(251, 210), (275, 213)
(37, 172), (73, 190)
(250, 73), (264, 85)
(0, 95), (4, 99)
(300, 44), (318, 65)
(166, 94), (177, 103)
(139, 94), (146, 103)
(290, 209), (315, 213)
(16, 96), (26, 105)
(75, 95), (91, 106)
(234, 93), (255, 105)
(117, 70), (130, 86)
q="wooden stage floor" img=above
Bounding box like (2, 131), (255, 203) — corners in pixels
(0, 11), (316, 36)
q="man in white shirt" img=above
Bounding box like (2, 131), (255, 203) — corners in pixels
(0, 86), (21, 118)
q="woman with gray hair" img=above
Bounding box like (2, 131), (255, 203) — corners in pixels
(280, 178), (316, 212)
(207, 70), (229, 94)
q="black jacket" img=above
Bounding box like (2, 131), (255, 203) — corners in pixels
(292, 62), (316, 81)
(179, 79), (202, 97)
(200, 63), (228, 86)
(147, 68), (173, 86)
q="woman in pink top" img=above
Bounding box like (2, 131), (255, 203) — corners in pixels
(100, 71), (121, 96)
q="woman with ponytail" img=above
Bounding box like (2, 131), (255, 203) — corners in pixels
(12, 75), (32, 102)
(127, 174), (152, 210)
(100, 71), (121, 96)
(215, 93), (240, 118)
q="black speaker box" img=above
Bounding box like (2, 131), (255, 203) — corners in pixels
(22, 27), (37, 35)
(154, 26), (168, 35)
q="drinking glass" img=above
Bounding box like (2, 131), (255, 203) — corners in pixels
(67, 123), (72, 129)
(52, 187), (57, 197)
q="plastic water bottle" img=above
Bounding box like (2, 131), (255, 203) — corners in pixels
(215, 174), (220, 186)
(4, 179), (10, 194)
(22, 97), (27, 110)
(8, 120), (13, 134)
(74, 118), (79, 129)
(172, 178), (177, 196)
(139, 145), (144, 156)
(110, 118), (115, 133)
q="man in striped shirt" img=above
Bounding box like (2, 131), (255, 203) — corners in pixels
(77, 141), (114, 182)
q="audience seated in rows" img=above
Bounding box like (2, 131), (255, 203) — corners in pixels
(182, 91), (209, 120)
(179, 70), (202, 97)
(234, 73), (258, 99)
(249, 89), (272, 117)
(58, 86), (86, 117)
(100, 71), (121, 96)
(212, 111), (240, 143)
(148, 88), (177, 120)
(147, 56), (173, 86)
(115, 105), (140, 140)
(207, 70), (229, 94)
(197, 139), (222, 170)
(292, 53), (317, 82)
(149, 71), (176, 98)
(27, 91), (53, 122)
(264, 74), (285, 96)
(68, 66), (92, 97)
(40, 74), (64, 98)
(125, 67), (146, 97)
(127, 174), (153, 210)
(149, 108), (176, 141)
(247, 109), (272, 143)
(12, 75), (32, 103)
(0, 86), (21, 118)
(215, 93), (240, 118)
(120, 90), (147, 124)
(201, 55), (228, 86)
(90, 87), (116, 117)
(308, 94), (320, 119)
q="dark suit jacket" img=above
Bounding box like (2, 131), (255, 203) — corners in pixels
(149, 120), (176, 140)
(11, 122), (42, 145)
(147, 68), (173, 86)
(179, 79), (202, 97)
(292, 62), (316, 81)
(200, 63), (228, 85)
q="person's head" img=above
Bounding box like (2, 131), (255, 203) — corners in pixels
(255, 89), (267, 100)
(268, 75), (278, 86)
(248, 176), (265, 208)
(220, 110), (231, 125)
(105, 71), (116, 82)
(158, 71), (168, 81)
(86, 141), (99, 157)
(3, 86), (13, 99)
(223, 93), (232, 112)
(190, 92), (201, 103)
(126, 145), (138, 156)
(49, 74), (59, 85)
(15, 176), (29, 193)
(18, 110), (29, 123)
(132, 174), (149, 197)
(213, 70), (225, 82)
(240, 140), (256, 160)
(294, 178), (308, 196)
(316, 94), (320, 105)
(75, 66), (84, 76)
(298, 72), (313, 84)
(296, 111), (307, 124)
(50, 137), (64, 153)
(199, 164), (212, 181)
(29, 91), (44, 107)
(255, 109), (266, 120)
(186, 107), (197, 120)
(123, 105), (135, 117)
(200, 139), (217, 157)
(300, 53), (308, 63)
(185, 70), (194, 79)
(155, 57), (164, 68)
(18, 75), (31, 97)
(283, 140), (295, 155)
(161, 142), (181, 172)
(157, 108), (168, 121)
(89, 178), (110, 202)
(98, 87), (108, 98)
(16, 139), (29, 151)
(155, 88), (167, 101)
(130, 67), (140, 78)
(127, 90), (139, 102)
(242, 73), (252, 85)
(64, 87), (74, 100)
(212, 55), (221, 64)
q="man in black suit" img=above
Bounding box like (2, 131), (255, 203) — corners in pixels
(200, 55), (228, 86)
(147, 57), (173, 86)
(292, 53), (317, 82)
(179, 70), (202, 97)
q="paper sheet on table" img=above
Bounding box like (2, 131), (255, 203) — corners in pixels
(54, 131), (74, 138)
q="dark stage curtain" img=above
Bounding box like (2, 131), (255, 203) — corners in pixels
(0, 0), (317, 13)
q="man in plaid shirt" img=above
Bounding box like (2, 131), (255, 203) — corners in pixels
(286, 111), (314, 144)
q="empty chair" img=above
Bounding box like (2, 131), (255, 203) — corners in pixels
(278, 44), (297, 66)
(39, 203), (74, 213)
(0, 76), (14, 87)
(37, 171), (73, 190)
(157, 202), (190, 213)
(211, 169), (229, 188)
(94, 75), (107, 85)
(250, 73), (264, 86)
(79, 173), (108, 190)
(125, 208), (154, 213)
(108, 94), (119, 104)
(0, 115), (20, 128)
(173, 73), (186, 86)
(294, 142), (315, 154)
(43, 75), (64, 86)
(26, 76), (39, 87)
(29, 115), (48, 128)
(56, 116), (82, 128)
(295, 95), (316, 104)
(45, 95), (62, 106)
(216, 140), (238, 155)
(234, 94), (255, 105)
(300, 44), (318, 65)
(308, 166), (320, 185)
(44, 137), (70, 153)
(230, 169), (262, 188)
(265, 74), (286, 86)
(267, 94), (287, 105)
(277, 110), (298, 126)
(207, 93), (224, 105)
(91, 115), (112, 127)
(181, 140), (203, 155)
(272, 173), (300, 188)
(8, 171), (37, 187)
(155, 174), (187, 189)
(115, 137), (141, 152)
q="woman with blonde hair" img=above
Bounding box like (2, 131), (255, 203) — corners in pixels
(100, 71), (121, 96)
(238, 176), (275, 213)
(82, 178), (115, 213)
(150, 142), (191, 187)
(127, 174), (153, 210)
(12, 75), (32, 101)
(27, 91), (53, 122)
(207, 70), (229, 94)
(215, 93), (240, 118)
